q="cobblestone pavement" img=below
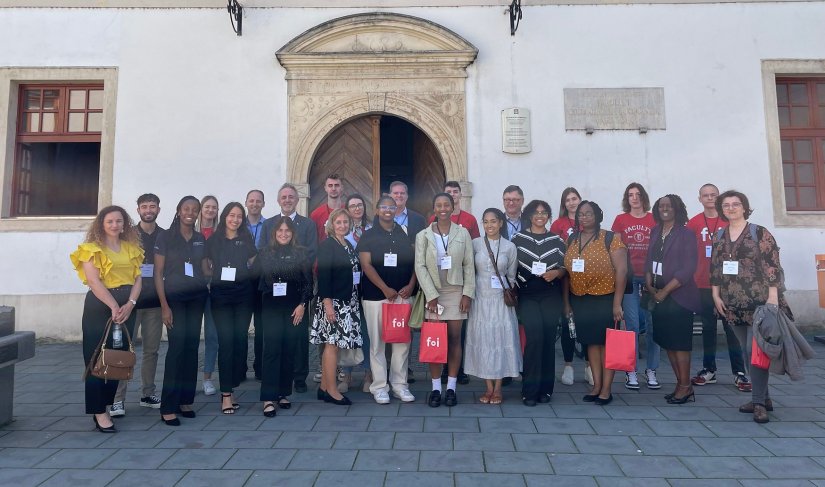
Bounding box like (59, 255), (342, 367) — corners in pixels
(3, 336), (825, 486)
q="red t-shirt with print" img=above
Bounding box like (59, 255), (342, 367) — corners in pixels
(427, 210), (480, 239)
(310, 204), (335, 242)
(550, 216), (578, 242)
(610, 212), (655, 277)
(686, 212), (728, 289)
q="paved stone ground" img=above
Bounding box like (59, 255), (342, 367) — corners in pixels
(3, 336), (825, 486)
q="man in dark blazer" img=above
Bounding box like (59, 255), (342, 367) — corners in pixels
(258, 183), (318, 393)
(389, 180), (427, 238)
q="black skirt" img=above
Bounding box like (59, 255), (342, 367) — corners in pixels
(652, 296), (694, 351)
(571, 293), (614, 345)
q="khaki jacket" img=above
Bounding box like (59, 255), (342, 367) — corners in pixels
(414, 222), (475, 301)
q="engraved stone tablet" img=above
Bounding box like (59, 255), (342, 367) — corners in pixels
(501, 107), (531, 154)
(564, 88), (666, 131)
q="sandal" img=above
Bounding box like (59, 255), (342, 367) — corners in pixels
(263, 402), (277, 417)
(221, 393), (235, 415)
(490, 393), (503, 405)
(479, 392), (492, 404)
(278, 396), (292, 410)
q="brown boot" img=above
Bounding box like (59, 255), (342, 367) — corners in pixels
(739, 399), (774, 413)
(752, 404), (770, 424)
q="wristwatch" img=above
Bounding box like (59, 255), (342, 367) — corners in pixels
(129, 299), (137, 306)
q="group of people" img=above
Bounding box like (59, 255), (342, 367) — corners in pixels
(71, 175), (792, 432)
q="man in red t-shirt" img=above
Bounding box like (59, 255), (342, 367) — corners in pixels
(610, 182), (660, 391)
(685, 183), (748, 390)
(427, 180), (480, 239)
(310, 174), (345, 242)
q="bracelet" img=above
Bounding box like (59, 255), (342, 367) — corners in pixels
(128, 299), (137, 306)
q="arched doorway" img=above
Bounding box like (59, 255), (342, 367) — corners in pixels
(308, 114), (446, 217)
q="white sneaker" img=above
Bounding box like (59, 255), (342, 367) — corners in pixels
(645, 369), (661, 389)
(392, 389), (416, 402)
(203, 379), (216, 396)
(312, 372), (323, 383)
(584, 365), (594, 386)
(625, 371), (640, 390)
(561, 365), (574, 386)
(109, 401), (125, 417)
(373, 390), (391, 404)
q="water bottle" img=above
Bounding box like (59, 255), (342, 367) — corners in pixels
(112, 323), (123, 349)
(567, 313), (577, 340)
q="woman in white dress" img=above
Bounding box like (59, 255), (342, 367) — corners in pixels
(465, 208), (522, 404)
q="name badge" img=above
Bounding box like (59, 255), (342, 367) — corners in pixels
(273, 282), (287, 296)
(440, 256), (452, 270)
(531, 262), (547, 275)
(184, 262), (194, 277)
(572, 259), (585, 273)
(705, 245), (712, 258)
(140, 264), (154, 278)
(491, 276), (503, 289)
(652, 261), (663, 276)
(221, 266), (236, 282)
(384, 253), (397, 267)
(353, 271), (361, 285)
(723, 261), (739, 275)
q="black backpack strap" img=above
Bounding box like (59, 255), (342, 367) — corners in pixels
(604, 230), (613, 252)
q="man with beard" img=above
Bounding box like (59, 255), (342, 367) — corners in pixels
(110, 194), (165, 416)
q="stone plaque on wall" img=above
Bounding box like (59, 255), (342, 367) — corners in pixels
(501, 107), (531, 153)
(564, 88), (665, 131)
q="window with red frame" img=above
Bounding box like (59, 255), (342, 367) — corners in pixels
(13, 84), (103, 216)
(777, 78), (825, 211)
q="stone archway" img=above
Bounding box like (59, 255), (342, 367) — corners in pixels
(276, 12), (478, 214)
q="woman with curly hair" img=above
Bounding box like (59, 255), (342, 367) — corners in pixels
(70, 206), (144, 433)
(644, 194), (700, 404)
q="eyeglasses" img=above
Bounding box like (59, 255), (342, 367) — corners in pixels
(578, 212), (595, 218)
(503, 198), (523, 204)
(721, 202), (742, 210)
(378, 205), (398, 211)
(533, 211), (549, 217)
(347, 203), (365, 210)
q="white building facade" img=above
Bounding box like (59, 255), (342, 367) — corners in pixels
(1, 0), (824, 339)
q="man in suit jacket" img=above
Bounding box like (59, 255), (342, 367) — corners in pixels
(389, 180), (427, 238)
(258, 183), (318, 393)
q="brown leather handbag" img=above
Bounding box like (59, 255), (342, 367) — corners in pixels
(83, 319), (136, 382)
(484, 236), (519, 308)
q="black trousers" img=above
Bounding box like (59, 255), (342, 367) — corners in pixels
(519, 293), (562, 400)
(82, 287), (136, 414)
(252, 292), (263, 378)
(699, 288), (745, 374)
(212, 296), (253, 393)
(292, 297), (312, 382)
(261, 295), (300, 400)
(160, 296), (206, 415)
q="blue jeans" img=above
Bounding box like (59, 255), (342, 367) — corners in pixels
(203, 295), (218, 375)
(622, 276), (660, 371)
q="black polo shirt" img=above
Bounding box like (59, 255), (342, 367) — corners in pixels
(154, 229), (208, 301)
(206, 234), (257, 302)
(357, 223), (415, 301)
(136, 224), (164, 309)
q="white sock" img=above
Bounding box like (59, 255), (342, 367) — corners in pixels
(447, 376), (457, 391)
(431, 379), (442, 392)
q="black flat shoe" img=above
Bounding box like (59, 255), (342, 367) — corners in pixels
(324, 392), (352, 406)
(294, 380), (308, 393)
(317, 388), (326, 401)
(178, 408), (196, 418)
(278, 397), (292, 410)
(428, 390), (442, 408)
(444, 389), (457, 407)
(161, 415), (180, 426)
(93, 416), (116, 433)
(594, 394), (613, 406)
(538, 394), (551, 404)
(457, 372), (470, 385)
(582, 394), (598, 402)
(522, 397), (537, 407)
(263, 402), (277, 418)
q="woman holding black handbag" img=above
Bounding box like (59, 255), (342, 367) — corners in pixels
(465, 208), (521, 404)
(70, 206), (144, 433)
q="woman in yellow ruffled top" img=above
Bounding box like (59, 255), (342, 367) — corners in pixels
(70, 205), (144, 433)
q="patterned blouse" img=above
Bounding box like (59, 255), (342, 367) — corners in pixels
(710, 223), (792, 326)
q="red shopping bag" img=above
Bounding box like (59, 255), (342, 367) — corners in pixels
(419, 321), (448, 364)
(751, 336), (771, 369)
(605, 321), (637, 372)
(382, 301), (412, 343)
(519, 324), (526, 354)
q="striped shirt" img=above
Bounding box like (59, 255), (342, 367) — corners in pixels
(513, 230), (566, 296)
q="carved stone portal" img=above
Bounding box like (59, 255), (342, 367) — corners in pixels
(276, 12), (478, 213)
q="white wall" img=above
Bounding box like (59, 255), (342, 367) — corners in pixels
(1, 3), (825, 335)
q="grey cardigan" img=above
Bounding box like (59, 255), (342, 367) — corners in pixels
(414, 222), (475, 302)
(752, 304), (815, 381)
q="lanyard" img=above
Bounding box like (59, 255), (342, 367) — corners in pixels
(578, 231), (597, 254)
(724, 223), (750, 260)
(436, 225), (450, 253)
(507, 218), (521, 235)
(703, 214), (720, 239)
(397, 212), (408, 227)
(250, 222), (261, 243)
(486, 236), (501, 270)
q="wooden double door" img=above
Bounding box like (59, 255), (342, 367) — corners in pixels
(308, 115), (445, 217)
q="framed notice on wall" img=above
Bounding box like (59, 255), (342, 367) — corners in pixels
(501, 107), (531, 154)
